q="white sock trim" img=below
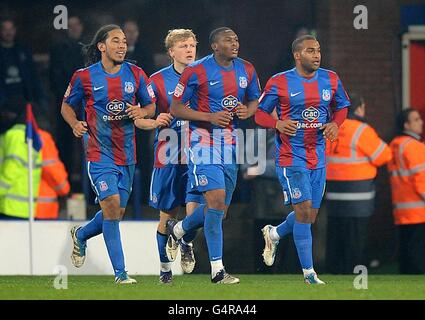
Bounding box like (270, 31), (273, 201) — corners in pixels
(174, 221), (185, 239)
(160, 262), (171, 273)
(211, 259), (224, 277)
(270, 227), (280, 242)
(302, 267), (315, 277)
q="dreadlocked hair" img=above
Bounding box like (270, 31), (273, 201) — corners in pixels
(82, 24), (121, 66)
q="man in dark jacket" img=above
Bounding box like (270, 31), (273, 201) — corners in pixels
(0, 18), (47, 112)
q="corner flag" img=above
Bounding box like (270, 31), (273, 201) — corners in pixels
(25, 103), (42, 151)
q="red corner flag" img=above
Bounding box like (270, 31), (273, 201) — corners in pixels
(25, 103), (42, 152)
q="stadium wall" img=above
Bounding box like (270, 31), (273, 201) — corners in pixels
(0, 221), (183, 275)
(315, 0), (405, 265)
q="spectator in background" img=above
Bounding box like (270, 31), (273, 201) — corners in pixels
(325, 94), (392, 274)
(0, 96), (42, 220)
(0, 18), (48, 113)
(388, 108), (425, 274)
(36, 114), (71, 220)
(49, 16), (85, 191)
(122, 20), (155, 75)
(123, 19), (156, 206)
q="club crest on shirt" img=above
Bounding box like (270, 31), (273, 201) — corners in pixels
(99, 181), (108, 192)
(124, 82), (134, 93)
(292, 188), (302, 199)
(151, 193), (158, 204)
(147, 84), (155, 99)
(198, 175), (208, 186)
(239, 76), (247, 89)
(221, 95), (239, 113)
(106, 99), (125, 115)
(174, 83), (184, 98)
(322, 89), (331, 101)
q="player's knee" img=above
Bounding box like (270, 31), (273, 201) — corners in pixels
(119, 208), (125, 220)
(207, 200), (226, 211)
(100, 195), (121, 219)
(204, 190), (226, 211)
(222, 207), (230, 219)
(159, 211), (177, 221)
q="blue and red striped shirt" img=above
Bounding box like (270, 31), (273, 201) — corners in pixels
(258, 68), (350, 169)
(173, 54), (261, 149)
(150, 64), (188, 168)
(64, 61), (155, 165)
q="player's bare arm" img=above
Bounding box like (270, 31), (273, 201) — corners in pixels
(236, 100), (258, 120)
(320, 121), (338, 142)
(134, 113), (173, 130)
(170, 100), (232, 128)
(275, 119), (299, 137)
(61, 102), (88, 138)
(126, 102), (155, 120)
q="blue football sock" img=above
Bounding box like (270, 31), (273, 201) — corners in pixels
(182, 204), (205, 232)
(156, 231), (169, 263)
(204, 208), (224, 261)
(102, 220), (125, 276)
(77, 210), (103, 242)
(293, 221), (313, 270)
(181, 204), (205, 243)
(182, 230), (197, 243)
(276, 211), (295, 238)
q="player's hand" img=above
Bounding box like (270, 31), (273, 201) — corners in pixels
(154, 113), (174, 128)
(72, 121), (88, 138)
(320, 121), (338, 141)
(210, 111), (233, 127)
(275, 119), (298, 136)
(126, 103), (147, 120)
(235, 103), (249, 119)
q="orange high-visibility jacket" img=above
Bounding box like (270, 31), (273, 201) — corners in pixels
(388, 134), (425, 225)
(326, 118), (392, 181)
(36, 130), (70, 219)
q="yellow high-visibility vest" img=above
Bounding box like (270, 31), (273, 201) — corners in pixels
(0, 124), (42, 218)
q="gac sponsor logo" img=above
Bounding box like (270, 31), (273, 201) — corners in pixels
(302, 106), (320, 122)
(296, 122), (323, 129)
(102, 114), (129, 121)
(221, 95), (238, 113)
(176, 120), (187, 127)
(106, 99), (125, 115)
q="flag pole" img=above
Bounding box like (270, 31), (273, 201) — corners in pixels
(28, 134), (34, 275)
(26, 103), (35, 276)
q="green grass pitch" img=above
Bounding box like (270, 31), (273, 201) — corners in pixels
(1, 274), (425, 300)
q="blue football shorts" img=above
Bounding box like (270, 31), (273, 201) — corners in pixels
(149, 165), (204, 211)
(87, 161), (135, 208)
(187, 162), (238, 206)
(276, 166), (326, 209)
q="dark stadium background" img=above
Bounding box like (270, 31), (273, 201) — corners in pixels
(1, 0), (424, 275)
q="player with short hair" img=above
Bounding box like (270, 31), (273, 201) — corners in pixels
(255, 35), (350, 284)
(168, 27), (261, 284)
(134, 29), (203, 284)
(61, 24), (156, 284)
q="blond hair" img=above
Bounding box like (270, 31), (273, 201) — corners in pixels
(164, 29), (197, 52)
